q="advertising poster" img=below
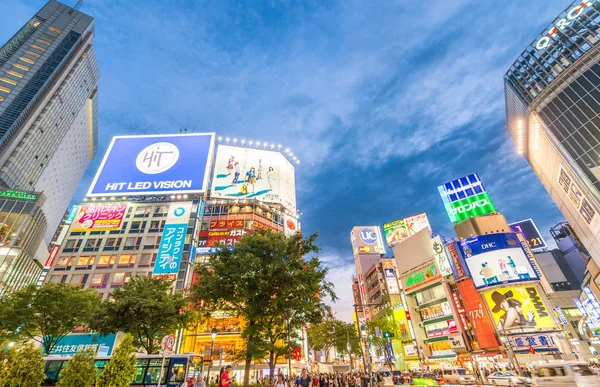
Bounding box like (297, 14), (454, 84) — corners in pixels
(383, 213), (431, 246)
(283, 214), (299, 236)
(483, 285), (556, 332)
(403, 263), (440, 292)
(381, 259), (400, 294)
(351, 226), (386, 255)
(88, 133), (215, 196)
(48, 334), (117, 356)
(438, 173), (497, 223)
(460, 233), (538, 289)
(152, 202), (193, 280)
(509, 218), (547, 251)
(557, 165), (600, 232)
(456, 280), (499, 349)
(71, 203), (129, 232)
(446, 242), (468, 279)
(211, 145), (296, 211)
(431, 236), (453, 277)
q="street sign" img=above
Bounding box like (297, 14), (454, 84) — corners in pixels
(161, 334), (176, 352)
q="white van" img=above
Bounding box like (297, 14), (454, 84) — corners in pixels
(533, 362), (600, 386)
(376, 368), (394, 386)
(441, 367), (477, 385)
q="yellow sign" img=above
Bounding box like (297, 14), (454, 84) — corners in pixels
(483, 285), (556, 332)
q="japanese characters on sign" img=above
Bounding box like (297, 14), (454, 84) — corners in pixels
(0, 189), (37, 201)
(71, 203), (129, 232)
(403, 263), (440, 292)
(431, 236), (453, 277)
(48, 334), (117, 356)
(383, 213), (431, 247)
(152, 202), (193, 280)
(438, 173), (497, 223)
(508, 334), (556, 350)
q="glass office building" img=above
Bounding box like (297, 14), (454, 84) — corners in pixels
(505, 0), (600, 262)
(0, 0), (100, 281)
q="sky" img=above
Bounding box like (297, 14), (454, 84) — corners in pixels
(1, 0), (573, 321)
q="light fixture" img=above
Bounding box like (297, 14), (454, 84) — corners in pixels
(170, 195), (176, 199)
(270, 144), (275, 149)
(249, 141), (253, 146)
(177, 195), (182, 199)
(233, 138), (238, 144)
(110, 197), (116, 201)
(241, 139), (246, 145)
(226, 137), (230, 143)
(285, 148), (289, 152)
(256, 141), (261, 147)
(218, 136), (223, 142)
(183, 194), (188, 199)
(278, 144), (282, 149)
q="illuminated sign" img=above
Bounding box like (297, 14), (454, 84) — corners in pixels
(446, 242), (467, 279)
(404, 264), (440, 291)
(0, 189), (37, 201)
(65, 205), (79, 224)
(445, 192), (496, 223)
(438, 174), (496, 223)
(152, 202), (193, 280)
(44, 245), (60, 268)
(535, 0), (597, 51)
(71, 204), (129, 232)
(452, 292), (469, 330)
(431, 236), (453, 277)
(438, 173), (486, 202)
(88, 133), (215, 196)
(456, 280), (499, 349)
(557, 165), (599, 231)
(509, 219), (547, 250)
(508, 334), (556, 350)
(382, 259), (400, 294)
(555, 306), (569, 325)
(350, 226), (385, 256)
(383, 213), (431, 246)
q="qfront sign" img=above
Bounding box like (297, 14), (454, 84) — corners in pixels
(535, 0), (598, 51)
(88, 133), (215, 196)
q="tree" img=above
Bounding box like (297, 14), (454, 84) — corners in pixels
(332, 321), (361, 361)
(364, 312), (400, 367)
(0, 283), (100, 354)
(307, 320), (336, 362)
(191, 230), (335, 386)
(0, 343), (46, 387)
(90, 276), (190, 354)
(96, 334), (137, 387)
(56, 348), (97, 387)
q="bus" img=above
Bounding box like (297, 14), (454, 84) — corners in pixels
(43, 353), (204, 387)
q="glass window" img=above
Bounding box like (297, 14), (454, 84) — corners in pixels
(86, 239), (98, 248)
(118, 254), (136, 265)
(97, 255), (116, 267)
(131, 221), (141, 230)
(113, 272), (126, 284)
(140, 253), (154, 266)
(135, 206), (147, 216)
(90, 274), (104, 286)
(125, 237), (136, 247)
(56, 256), (72, 268)
(71, 274), (83, 285)
(76, 256), (92, 267)
(64, 239), (76, 248)
(146, 359), (167, 384)
(132, 359), (149, 384)
(49, 275), (62, 283)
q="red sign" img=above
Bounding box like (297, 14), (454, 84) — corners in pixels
(447, 243), (465, 279)
(452, 291), (469, 330)
(71, 203), (128, 232)
(456, 280), (499, 349)
(44, 245), (60, 268)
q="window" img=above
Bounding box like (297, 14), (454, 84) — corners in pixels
(90, 274), (105, 287)
(0, 85), (11, 93)
(97, 255), (116, 268)
(112, 272), (127, 285)
(0, 77), (17, 86)
(71, 274), (83, 286)
(139, 253), (154, 266)
(76, 256), (93, 267)
(64, 239), (77, 249)
(118, 254), (136, 266)
(6, 70), (23, 78)
(35, 38), (51, 46)
(85, 239), (99, 248)
(19, 56), (35, 65)
(144, 236), (158, 247)
(48, 26), (62, 34)
(135, 206), (148, 216)
(55, 256), (73, 269)
(49, 275), (62, 283)
(30, 44), (46, 52)
(24, 50), (41, 58)
(125, 237), (136, 246)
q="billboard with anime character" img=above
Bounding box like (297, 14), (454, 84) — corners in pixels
(211, 145), (296, 211)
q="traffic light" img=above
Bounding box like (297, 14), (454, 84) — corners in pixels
(383, 331), (394, 339)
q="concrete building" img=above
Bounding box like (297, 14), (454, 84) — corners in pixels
(535, 249), (581, 291)
(505, 1), (600, 266)
(0, 0), (100, 291)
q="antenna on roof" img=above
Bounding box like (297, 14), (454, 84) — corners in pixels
(68, 0), (85, 14)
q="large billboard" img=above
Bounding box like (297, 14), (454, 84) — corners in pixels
(383, 213), (430, 246)
(431, 236), (453, 277)
(381, 259), (400, 294)
(152, 202), (193, 280)
(350, 226), (386, 256)
(483, 285), (556, 332)
(459, 233), (539, 289)
(557, 165), (600, 232)
(70, 203), (128, 232)
(88, 133), (215, 197)
(438, 173), (496, 223)
(211, 145), (296, 211)
(509, 218), (547, 251)
(456, 280), (499, 349)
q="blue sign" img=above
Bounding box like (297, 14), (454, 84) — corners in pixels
(359, 228), (378, 244)
(438, 173), (486, 204)
(459, 233), (521, 257)
(88, 134), (215, 197)
(65, 205), (79, 224)
(48, 334), (117, 356)
(555, 306), (569, 325)
(153, 223), (188, 279)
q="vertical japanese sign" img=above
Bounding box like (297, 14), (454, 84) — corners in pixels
(152, 202), (193, 280)
(446, 242), (467, 279)
(71, 203), (129, 232)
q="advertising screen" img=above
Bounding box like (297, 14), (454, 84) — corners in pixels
(351, 226), (385, 256)
(456, 280), (499, 349)
(509, 218), (547, 251)
(211, 145), (296, 211)
(438, 173), (496, 223)
(383, 213), (431, 246)
(483, 285), (556, 332)
(88, 133), (215, 197)
(152, 202), (193, 280)
(70, 203), (128, 232)
(460, 233), (538, 289)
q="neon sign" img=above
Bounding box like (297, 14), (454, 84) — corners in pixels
(0, 189), (37, 201)
(536, 0), (597, 50)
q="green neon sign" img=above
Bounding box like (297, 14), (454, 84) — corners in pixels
(444, 192), (495, 223)
(405, 264), (437, 289)
(0, 190), (37, 201)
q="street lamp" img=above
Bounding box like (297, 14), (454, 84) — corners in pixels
(206, 328), (219, 381)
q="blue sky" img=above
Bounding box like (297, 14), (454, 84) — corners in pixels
(2, 0), (572, 321)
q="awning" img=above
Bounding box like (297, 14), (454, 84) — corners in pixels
(473, 351), (501, 358)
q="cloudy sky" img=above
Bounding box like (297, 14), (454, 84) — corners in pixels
(2, 0), (572, 321)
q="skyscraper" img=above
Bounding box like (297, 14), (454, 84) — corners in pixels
(505, 1), (600, 263)
(0, 0), (99, 291)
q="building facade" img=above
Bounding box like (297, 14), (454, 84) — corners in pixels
(0, 0), (100, 291)
(505, 0), (600, 265)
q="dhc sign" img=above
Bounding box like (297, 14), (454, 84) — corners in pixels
(88, 134), (215, 197)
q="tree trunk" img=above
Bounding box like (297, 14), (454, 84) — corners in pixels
(269, 350), (276, 382)
(244, 335), (253, 387)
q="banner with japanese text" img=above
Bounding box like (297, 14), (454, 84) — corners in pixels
(71, 203), (129, 232)
(152, 202), (192, 280)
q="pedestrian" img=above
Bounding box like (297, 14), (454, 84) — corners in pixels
(274, 373), (287, 387)
(195, 375), (206, 387)
(296, 369), (312, 387)
(220, 365), (233, 387)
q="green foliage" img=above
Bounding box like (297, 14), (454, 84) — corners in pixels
(89, 276), (190, 354)
(56, 348), (97, 387)
(96, 334), (137, 387)
(191, 230), (336, 386)
(307, 320), (336, 361)
(364, 312), (400, 366)
(0, 343), (46, 387)
(332, 321), (361, 356)
(0, 283), (100, 354)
